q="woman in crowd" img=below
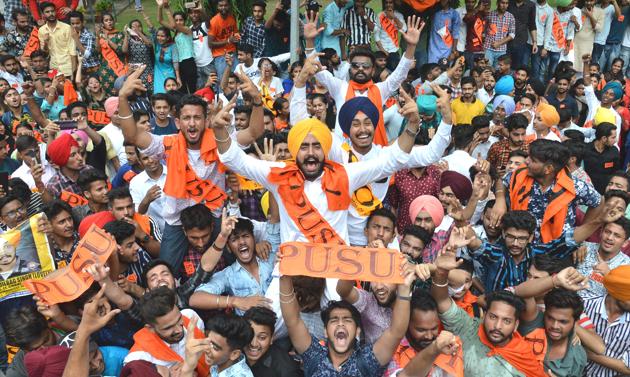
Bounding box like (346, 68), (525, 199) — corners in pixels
(122, 18), (154, 90)
(95, 13), (125, 96)
(158, 3), (196, 94)
(152, 27), (180, 94)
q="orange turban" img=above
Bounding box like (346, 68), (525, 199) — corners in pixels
(603, 265), (630, 301)
(538, 103), (560, 127)
(287, 118), (332, 158)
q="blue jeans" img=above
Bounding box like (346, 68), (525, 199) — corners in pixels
(532, 50), (560, 82)
(600, 42), (621, 72)
(485, 49), (506, 68)
(213, 52), (237, 89)
(620, 45), (630, 77)
(591, 43), (605, 66)
(509, 44), (531, 69)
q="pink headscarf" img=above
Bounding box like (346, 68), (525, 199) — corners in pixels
(104, 96), (119, 118)
(409, 195), (444, 227)
(61, 129), (88, 148)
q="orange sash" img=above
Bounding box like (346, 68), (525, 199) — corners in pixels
(454, 290), (480, 318)
(472, 18), (485, 48)
(523, 328), (548, 365)
(341, 143), (382, 216)
(478, 326), (548, 377)
(551, 12), (566, 50)
(129, 316), (209, 376)
(509, 166), (575, 243)
(133, 213), (151, 237)
(60, 191), (88, 207)
(162, 130), (227, 210)
(99, 38), (127, 77)
(123, 170), (138, 183)
(379, 13), (400, 47)
(267, 161), (349, 244)
(63, 80), (79, 106)
(433, 337), (465, 377)
(22, 28), (39, 58)
(345, 81), (388, 146)
(87, 109), (111, 125)
(441, 20), (454, 47)
(402, 0), (438, 13)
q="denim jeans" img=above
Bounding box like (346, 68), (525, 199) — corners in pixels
(485, 49), (506, 68)
(599, 42), (621, 72)
(620, 45), (630, 76)
(591, 43), (605, 66)
(531, 50), (560, 82)
(196, 62), (214, 90)
(509, 44), (532, 69)
(213, 52), (237, 88)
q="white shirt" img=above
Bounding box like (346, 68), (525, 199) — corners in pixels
(129, 165), (168, 233)
(10, 143), (54, 189)
(254, 76), (284, 98)
(477, 88), (494, 106)
(234, 53), (291, 80)
(0, 71), (24, 93)
(584, 84), (621, 149)
(455, 7), (467, 52)
(333, 61), (350, 81)
(140, 131), (240, 225)
(99, 123), (127, 179)
(442, 149), (476, 181)
(219, 138), (411, 244)
(123, 309), (203, 367)
(471, 136), (499, 159)
(314, 55), (414, 137)
(191, 22), (213, 67)
(373, 11), (407, 53)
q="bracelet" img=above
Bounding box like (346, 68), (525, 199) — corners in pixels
(211, 243), (223, 252)
(405, 127), (420, 137)
(279, 289), (295, 297)
(215, 130), (231, 143)
(118, 113), (133, 120)
(432, 280), (448, 288)
(397, 294), (412, 301)
(279, 293), (296, 304)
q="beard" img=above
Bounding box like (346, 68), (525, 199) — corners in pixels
(406, 332), (436, 351)
(351, 71), (371, 84)
(297, 156), (325, 180)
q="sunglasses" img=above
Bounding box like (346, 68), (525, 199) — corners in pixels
(351, 62), (372, 69)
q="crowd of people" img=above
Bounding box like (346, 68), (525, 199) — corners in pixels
(0, 0), (630, 375)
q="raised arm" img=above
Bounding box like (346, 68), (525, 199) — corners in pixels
(336, 279), (360, 304)
(279, 275), (313, 354)
(373, 262), (415, 366)
(574, 199), (623, 243)
(85, 263), (134, 310)
(431, 243), (464, 313)
(397, 331), (460, 377)
(234, 68), (265, 146)
(117, 66), (153, 149)
(290, 53), (321, 124)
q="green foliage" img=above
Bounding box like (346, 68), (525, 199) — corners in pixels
(166, 0), (254, 25)
(95, 0), (114, 12)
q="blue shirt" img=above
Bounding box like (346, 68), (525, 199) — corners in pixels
(111, 163), (142, 188)
(150, 117), (179, 136)
(302, 337), (384, 377)
(428, 8), (461, 63)
(211, 356), (253, 377)
(503, 171), (601, 243)
(195, 222), (280, 315)
(320, 0), (354, 55)
(471, 229), (577, 291)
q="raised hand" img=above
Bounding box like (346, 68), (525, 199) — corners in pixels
(235, 67), (259, 100)
(234, 295), (273, 311)
(256, 241), (272, 260)
(402, 15), (425, 46)
(448, 226), (475, 249)
(183, 316), (211, 372)
(434, 245), (463, 272)
(398, 87), (421, 126)
(254, 138), (278, 161)
(119, 65), (147, 98)
(85, 262), (111, 283)
(555, 267), (589, 291)
(415, 263), (436, 281)
(303, 11), (324, 40)
(430, 83), (452, 125)
(211, 96), (237, 131)
(219, 207), (238, 238)
(77, 285), (121, 335)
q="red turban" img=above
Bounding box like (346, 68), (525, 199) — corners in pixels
(25, 346), (71, 377)
(79, 211), (116, 239)
(440, 171), (473, 203)
(47, 133), (79, 167)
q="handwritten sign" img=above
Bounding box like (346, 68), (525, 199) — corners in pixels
(279, 242), (404, 284)
(60, 191), (88, 207)
(0, 214), (54, 302)
(23, 225), (116, 305)
(87, 109), (111, 125)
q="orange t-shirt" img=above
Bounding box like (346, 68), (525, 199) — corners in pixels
(209, 14), (237, 57)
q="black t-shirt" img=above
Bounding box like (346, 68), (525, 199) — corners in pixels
(249, 344), (303, 377)
(86, 137), (107, 174)
(583, 142), (619, 194)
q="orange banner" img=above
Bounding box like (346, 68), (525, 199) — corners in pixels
(279, 242), (404, 284)
(23, 225), (116, 305)
(99, 38), (127, 77)
(60, 191), (88, 207)
(22, 28), (40, 58)
(87, 109), (111, 125)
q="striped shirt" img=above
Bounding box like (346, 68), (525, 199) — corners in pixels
(583, 295), (630, 377)
(343, 6), (376, 46)
(470, 229), (577, 291)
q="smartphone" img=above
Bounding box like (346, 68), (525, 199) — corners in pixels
(0, 172), (8, 191)
(57, 120), (78, 130)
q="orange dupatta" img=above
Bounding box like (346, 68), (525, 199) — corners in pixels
(22, 28), (39, 58)
(509, 166), (575, 243)
(268, 161), (350, 244)
(345, 81), (388, 146)
(99, 37), (127, 77)
(162, 130), (227, 210)
(454, 291), (480, 318)
(478, 326), (549, 377)
(379, 13), (400, 48)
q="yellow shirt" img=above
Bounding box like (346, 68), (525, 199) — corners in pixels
(38, 22), (76, 76)
(450, 97), (486, 125)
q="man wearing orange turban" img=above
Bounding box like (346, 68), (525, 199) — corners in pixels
(532, 103), (561, 142)
(582, 265), (630, 375)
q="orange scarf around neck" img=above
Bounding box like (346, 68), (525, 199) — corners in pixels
(509, 166), (575, 243)
(477, 325), (548, 377)
(162, 129), (227, 210)
(455, 291), (479, 318)
(345, 81), (388, 146)
(268, 161), (350, 244)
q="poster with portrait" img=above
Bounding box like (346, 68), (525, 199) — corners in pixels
(0, 213), (54, 302)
